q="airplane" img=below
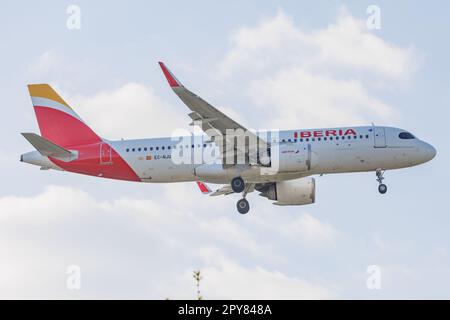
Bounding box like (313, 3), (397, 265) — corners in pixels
(20, 62), (436, 214)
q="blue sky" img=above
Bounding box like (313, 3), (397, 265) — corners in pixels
(0, 0), (449, 298)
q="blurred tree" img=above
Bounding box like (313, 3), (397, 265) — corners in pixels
(193, 270), (203, 300)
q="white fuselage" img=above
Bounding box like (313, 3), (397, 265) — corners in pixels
(103, 126), (435, 184)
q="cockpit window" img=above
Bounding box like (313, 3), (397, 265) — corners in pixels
(399, 132), (415, 139)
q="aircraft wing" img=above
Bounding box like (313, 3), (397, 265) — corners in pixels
(158, 62), (269, 166)
(209, 185), (234, 197)
(196, 181), (212, 194)
(200, 183), (255, 197)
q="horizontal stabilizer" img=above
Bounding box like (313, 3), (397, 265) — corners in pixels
(21, 133), (77, 161)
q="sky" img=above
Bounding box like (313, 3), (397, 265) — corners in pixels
(0, 0), (449, 299)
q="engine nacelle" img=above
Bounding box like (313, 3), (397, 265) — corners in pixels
(258, 178), (315, 206)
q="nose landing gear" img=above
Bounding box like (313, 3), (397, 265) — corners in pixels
(376, 169), (387, 194)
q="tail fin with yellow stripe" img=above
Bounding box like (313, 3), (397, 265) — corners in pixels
(28, 84), (101, 147)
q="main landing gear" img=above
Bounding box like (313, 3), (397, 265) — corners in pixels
(231, 176), (245, 193)
(376, 169), (387, 194)
(237, 198), (250, 214)
(232, 176), (250, 214)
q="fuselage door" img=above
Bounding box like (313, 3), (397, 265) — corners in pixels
(100, 142), (112, 164)
(373, 127), (387, 148)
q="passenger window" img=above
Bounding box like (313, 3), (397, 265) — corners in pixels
(318, 138), (321, 141)
(399, 132), (415, 139)
(150, 147), (153, 151)
(162, 146), (165, 150)
(138, 148), (141, 152)
(366, 135), (369, 138)
(126, 148), (129, 152)
(156, 147), (159, 150)
(306, 138), (309, 142)
(132, 148), (135, 152)
(336, 137), (339, 140)
(144, 147), (147, 151)
(300, 139), (303, 142)
(168, 146), (171, 150)
(324, 137), (327, 141)
(359, 135), (363, 139)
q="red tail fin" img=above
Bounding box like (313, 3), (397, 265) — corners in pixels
(28, 84), (101, 147)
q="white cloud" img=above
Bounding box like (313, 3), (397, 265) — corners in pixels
(311, 9), (417, 81)
(0, 185), (338, 299)
(249, 68), (394, 128)
(244, 203), (340, 249)
(218, 10), (309, 79)
(219, 9), (416, 81)
(70, 83), (187, 139)
(194, 248), (334, 299)
(217, 8), (417, 128)
(283, 213), (339, 245)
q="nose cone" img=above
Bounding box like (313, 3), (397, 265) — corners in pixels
(422, 142), (437, 162)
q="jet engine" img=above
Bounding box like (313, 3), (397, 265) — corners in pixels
(258, 178), (315, 206)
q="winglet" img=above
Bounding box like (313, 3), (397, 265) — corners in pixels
(196, 181), (212, 194)
(158, 62), (183, 88)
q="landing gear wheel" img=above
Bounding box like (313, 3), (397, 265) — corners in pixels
(378, 184), (387, 194)
(236, 198), (250, 214)
(375, 169), (387, 194)
(231, 176), (245, 193)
